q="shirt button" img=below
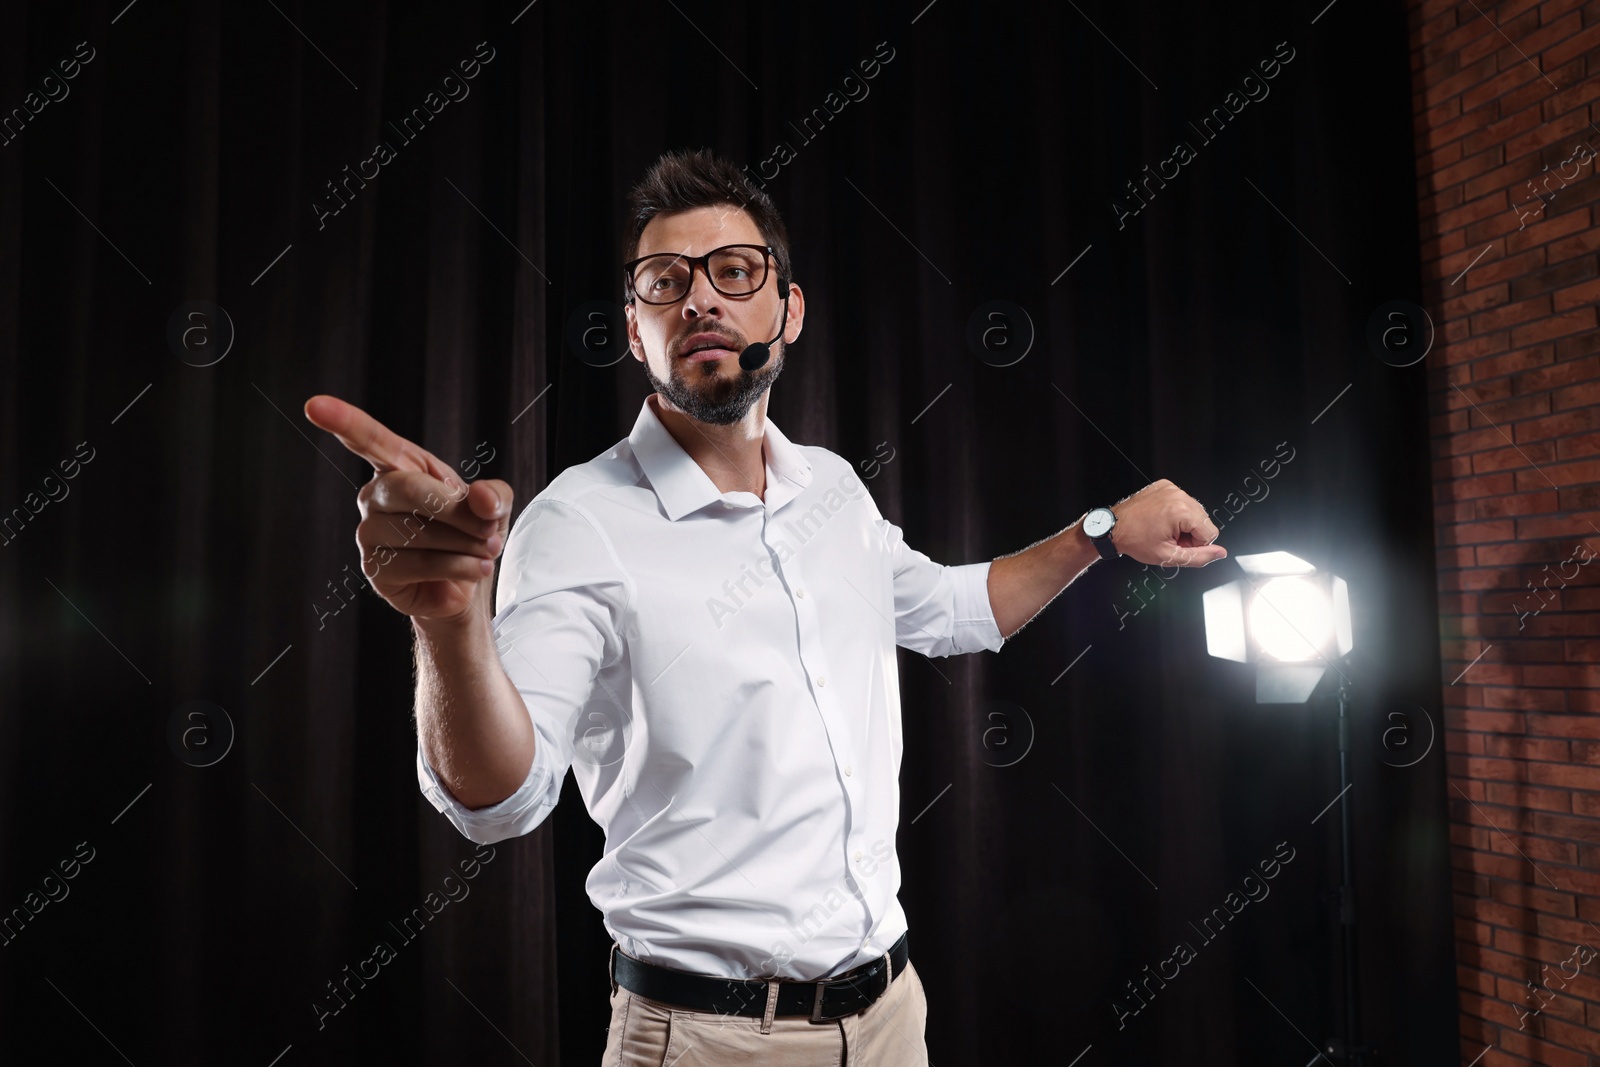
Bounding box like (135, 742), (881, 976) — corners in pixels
(817, 676), (826, 687)
(854, 850), (863, 862)
(843, 764), (853, 776)
(796, 588), (805, 598)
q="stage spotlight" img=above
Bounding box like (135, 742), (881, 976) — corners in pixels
(1202, 551), (1352, 704)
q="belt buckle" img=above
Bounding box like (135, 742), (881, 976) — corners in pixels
(809, 963), (873, 1023)
(810, 975), (842, 1023)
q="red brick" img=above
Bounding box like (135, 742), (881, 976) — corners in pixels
(1540, 69), (1600, 120)
(1450, 709), (1531, 732)
(1472, 295), (1555, 334)
(1556, 666), (1600, 695)
(1486, 735), (1573, 760)
(1461, 963), (1499, 995)
(1417, 5), (1458, 44)
(1539, 1015), (1600, 1054)
(1508, 255), (1600, 302)
(1469, 244), (1548, 287)
(1511, 306), (1598, 347)
(1473, 443), (1557, 474)
(1528, 760), (1600, 788)
(1478, 346), (1556, 382)
(1554, 276), (1600, 310)
(1523, 655), (1600, 686)
(1484, 870), (1574, 915)
(1527, 611), (1600, 635)
(1525, 714), (1600, 738)
(1455, 518), (1522, 542)
(1491, 638), (1568, 662)
(1548, 227), (1600, 260)
(1557, 485), (1600, 509)
(1440, 426), (1514, 457)
(1497, 12), (1590, 73)
(1529, 810), (1600, 843)
(1454, 472), (1524, 499)
(1480, 491), (1563, 518)
(1421, 183), (1468, 220)
(1506, 205), (1597, 252)
(1442, 331), (1514, 365)
(1503, 87), (1600, 162)
(1557, 432), (1600, 460)
(1542, 18), (1600, 69)
(1484, 495), (1561, 518)
(1484, 686), (1571, 711)
(1555, 328), (1600, 361)
(1497, 1027), (1592, 1067)
(1464, 101), (1549, 158)
(1516, 406), (1600, 442)
(1433, 408), (1473, 435)
(1423, 227), (1473, 262)
(1420, 93), (1469, 147)
(1455, 9), (1537, 70)
(1445, 280), (1514, 317)
(1455, 754), (1532, 781)
(1424, 138), (1467, 176)
(1488, 389), (1560, 420)
(1552, 381), (1600, 411)
(1476, 540), (1563, 566)
(1486, 781), (1574, 812)
(1481, 585), (1541, 610)
(1421, 54), (1501, 113)
(1521, 457), (1600, 486)
(1465, 54), (1548, 114)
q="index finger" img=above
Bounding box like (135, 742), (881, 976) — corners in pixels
(304, 394), (460, 487)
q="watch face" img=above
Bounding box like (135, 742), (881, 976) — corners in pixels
(1084, 508), (1114, 538)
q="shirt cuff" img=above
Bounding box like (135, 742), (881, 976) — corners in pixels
(952, 559), (1006, 653)
(415, 735), (557, 845)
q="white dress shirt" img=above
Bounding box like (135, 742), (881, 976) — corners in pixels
(417, 393), (1006, 980)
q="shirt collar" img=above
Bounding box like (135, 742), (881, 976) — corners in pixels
(628, 393), (814, 521)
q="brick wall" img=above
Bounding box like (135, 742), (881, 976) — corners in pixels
(1412, 0), (1600, 1063)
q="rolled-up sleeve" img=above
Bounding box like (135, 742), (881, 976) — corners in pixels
(875, 514), (1005, 658)
(416, 497), (633, 844)
(417, 729), (557, 845)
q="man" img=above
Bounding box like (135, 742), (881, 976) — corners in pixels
(304, 148), (1224, 1065)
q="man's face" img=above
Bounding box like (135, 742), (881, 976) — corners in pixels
(625, 204), (804, 426)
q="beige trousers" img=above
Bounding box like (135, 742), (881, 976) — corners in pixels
(600, 957), (930, 1066)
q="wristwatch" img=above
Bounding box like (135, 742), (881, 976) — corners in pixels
(1082, 506), (1121, 561)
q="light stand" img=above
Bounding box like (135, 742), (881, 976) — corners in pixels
(1201, 552), (1369, 1066)
(1306, 672), (1370, 1066)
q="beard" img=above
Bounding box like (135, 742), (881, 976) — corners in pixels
(644, 337), (785, 426)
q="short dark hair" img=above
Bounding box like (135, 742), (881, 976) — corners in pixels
(622, 148), (792, 304)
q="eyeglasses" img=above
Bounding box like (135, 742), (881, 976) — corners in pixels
(623, 243), (774, 306)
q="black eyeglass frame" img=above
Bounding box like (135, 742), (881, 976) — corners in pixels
(622, 243), (782, 306)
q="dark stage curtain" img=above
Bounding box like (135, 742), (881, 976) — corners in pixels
(0, 1), (1456, 1063)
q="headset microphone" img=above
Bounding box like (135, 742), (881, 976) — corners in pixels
(738, 279), (791, 371)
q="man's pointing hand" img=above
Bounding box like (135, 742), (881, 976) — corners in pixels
(304, 394), (514, 623)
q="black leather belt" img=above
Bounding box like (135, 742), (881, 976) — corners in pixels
(610, 932), (909, 1023)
